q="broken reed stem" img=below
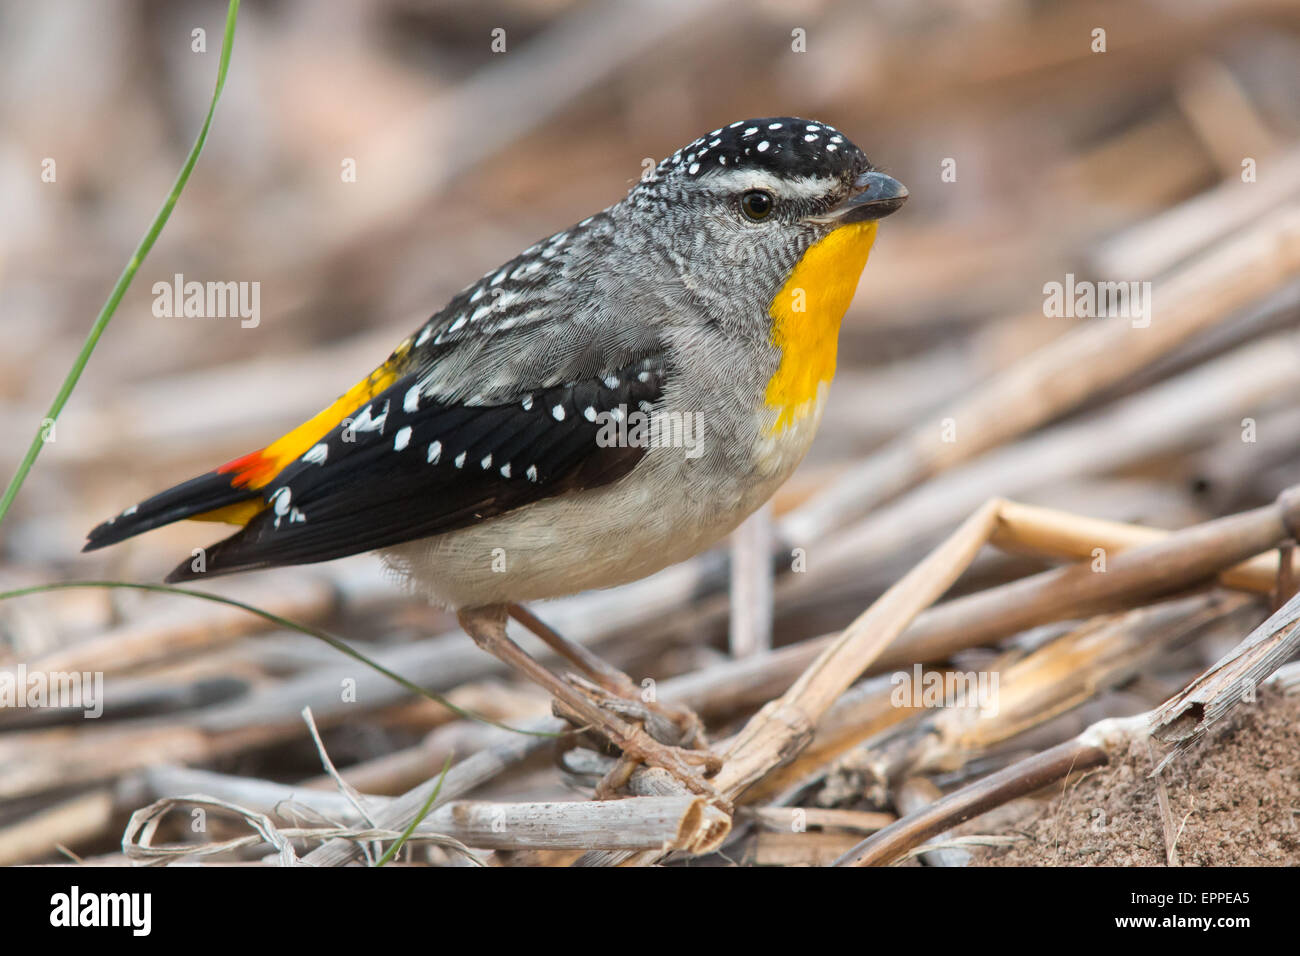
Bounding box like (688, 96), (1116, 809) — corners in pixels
(837, 610), (1300, 867)
(712, 499), (1004, 798)
(892, 487), (1300, 663)
(723, 486), (1300, 801)
(991, 500), (1298, 593)
(767, 592), (1244, 809)
(833, 730), (1118, 866)
(589, 486), (1300, 866)
(137, 772), (721, 855)
(1149, 586), (1300, 763)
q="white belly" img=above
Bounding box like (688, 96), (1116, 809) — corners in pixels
(382, 388), (829, 608)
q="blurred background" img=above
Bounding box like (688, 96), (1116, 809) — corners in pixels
(1, 0), (1300, 864)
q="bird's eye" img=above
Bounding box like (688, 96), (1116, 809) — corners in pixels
(740, 190), (774, 221)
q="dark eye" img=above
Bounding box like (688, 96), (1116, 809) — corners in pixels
(740, 190), (774, 221)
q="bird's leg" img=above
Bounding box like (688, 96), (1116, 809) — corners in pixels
(457, 605), (722, 800)
(507, 602), (708, 749)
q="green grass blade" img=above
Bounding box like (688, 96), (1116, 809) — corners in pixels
(0, 0), (241, 526)
(374, 754), (454, 867)
(0, 580), (558, 737)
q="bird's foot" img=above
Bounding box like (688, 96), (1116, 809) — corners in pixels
(558, 675), (724, 803)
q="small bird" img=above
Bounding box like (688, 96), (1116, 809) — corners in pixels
(85, 117), (906, 790)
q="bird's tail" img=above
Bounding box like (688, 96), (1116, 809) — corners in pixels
(82, 459), (267, 554)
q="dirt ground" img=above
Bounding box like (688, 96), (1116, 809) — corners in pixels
(970, 690), (1300, 866)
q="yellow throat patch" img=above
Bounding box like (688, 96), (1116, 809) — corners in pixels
(764, 220), (877, 434)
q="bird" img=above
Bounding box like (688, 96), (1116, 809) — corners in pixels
(84, 117), (907, 794)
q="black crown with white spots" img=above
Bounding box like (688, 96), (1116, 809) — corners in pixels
(643, 117), (866, 186)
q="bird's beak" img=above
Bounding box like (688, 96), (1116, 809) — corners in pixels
(820, 170), (909, 224)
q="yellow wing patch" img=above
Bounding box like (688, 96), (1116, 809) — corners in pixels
(208, 338), (413, 514)
(764, 221), (877, 434)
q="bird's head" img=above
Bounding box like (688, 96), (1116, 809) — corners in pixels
(625, 117), (907, 330)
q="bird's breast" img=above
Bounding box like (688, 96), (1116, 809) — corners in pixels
(762, 220), (877, 435)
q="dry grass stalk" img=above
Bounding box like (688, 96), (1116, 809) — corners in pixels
(807, 593), (1244, 808)
(833, 720), (1128, 867)
(836, 654), (1300, 866)
(1149, 586), (1300, 762)
(582, 488), (1300, 866)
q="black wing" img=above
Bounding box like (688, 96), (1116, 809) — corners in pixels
(165, 353), (668, 581)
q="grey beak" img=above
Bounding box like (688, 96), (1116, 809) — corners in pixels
(825, 170), (909, 223)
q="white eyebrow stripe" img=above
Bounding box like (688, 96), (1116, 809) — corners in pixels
(698, 168), (839, 199)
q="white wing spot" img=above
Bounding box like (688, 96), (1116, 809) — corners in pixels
(454, 451), (467, 469)
(403, 385), (421, 413)
(480, 453), (493, 469)
(526, 465), (539, 482)
(352, 401), (389, 434)
(757, 141), (770, 152)
(303, 443), (329, 465)
(270, 487), (293, 528)
(499, 463), (511, 478)
(394, 426), (412, 451)
(552, 404), (566, 421)
(522, 395), (534, 411)
(427, 441), (442, 464)
(583, 406), (597, 422)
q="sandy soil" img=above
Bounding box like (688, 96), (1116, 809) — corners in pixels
(970, 689), (1300, 866)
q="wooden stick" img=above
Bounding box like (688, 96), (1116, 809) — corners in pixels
(1149, 584), (1300, 763)
(833, 726), (1124, 867)
(729, 504), (775, 657)
(742, 806), (895, 835)
(780, 330), (1300, 605)
(581, 488), (1300, 866)
(713, 499), (1004, 799)
(139, 773), (719, 854)
(895, 778), (969, 867)
(837, 644), (1300, 867)
(0, 789), (114, 866)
